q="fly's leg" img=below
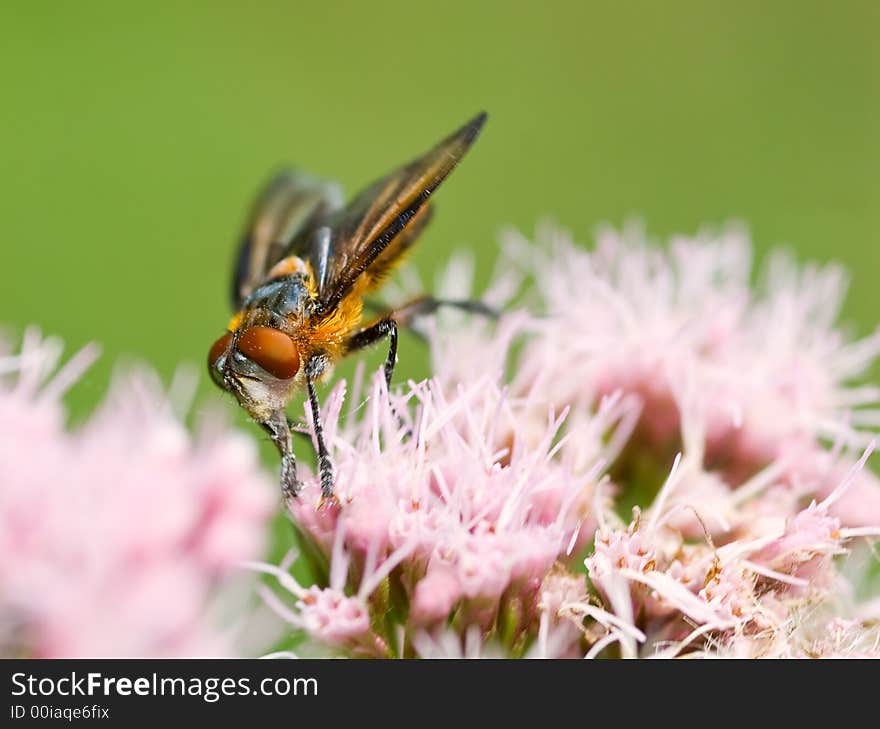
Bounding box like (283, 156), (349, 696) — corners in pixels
(276, 369), (336, 507)
(261, 409), (299, 501)
(305, 355), (337, 507)
(345, 317), (407, 436)
(396, 295), (498, 322)
(344, 295), (497, 433)
(362, 295), (498, 341)
(346, 318), (399, 389)
(348, 296), (498, 377)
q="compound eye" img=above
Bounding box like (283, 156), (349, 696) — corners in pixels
(208, 331), (233, 387)
(237, 326), (300, 380)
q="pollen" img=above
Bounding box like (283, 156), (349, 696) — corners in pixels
(227, 310), (243, 332)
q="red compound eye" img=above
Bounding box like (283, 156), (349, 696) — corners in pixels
(236, 326), (300, 380)
(208, 331), (233, 370)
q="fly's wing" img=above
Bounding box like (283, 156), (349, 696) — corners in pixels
(313, 112), (487, 315)
(231, 170), (343, 308)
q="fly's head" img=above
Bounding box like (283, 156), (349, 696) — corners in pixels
(210, 272), (317, 420)
(208, 324), (303, 421)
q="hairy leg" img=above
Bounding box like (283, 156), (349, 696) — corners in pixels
(261, 409), (299, 500)
(305, 356), (337, 506)
(347, 295), (499, 383)
(346, 317), (398, 387)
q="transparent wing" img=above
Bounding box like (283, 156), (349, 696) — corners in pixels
(231, 169), (343, 308)
(313, 112), (487, 314)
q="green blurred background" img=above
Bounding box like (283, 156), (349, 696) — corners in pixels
(1, 0), (878, 427)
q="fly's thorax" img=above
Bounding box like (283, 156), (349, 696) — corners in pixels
(302, 277), (368, 360)
(241, 264), (317, 329)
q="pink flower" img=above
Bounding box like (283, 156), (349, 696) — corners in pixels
(574, 447), (880, 657)
(410, 561), (462, 624)
(250, 523), (416, 657)
(0, 329), (275, 657)
(264, 221), (880, 658)
(282, 360), (631, 656)
(505, 223), (880, 514)
(296, 587), (371, 646)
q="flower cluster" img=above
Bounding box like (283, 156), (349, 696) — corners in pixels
(275, 368), (633, 657)
(263, 223), (880, 658)
(5, 220), (878, 658)
(0, 329), (275, 657)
